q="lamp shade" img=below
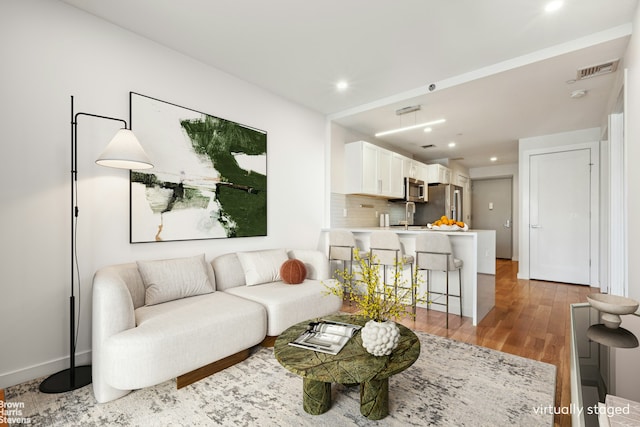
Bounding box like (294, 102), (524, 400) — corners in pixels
(95, 129), (153, 170)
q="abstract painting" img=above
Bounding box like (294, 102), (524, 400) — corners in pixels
(129, 92), (267, 243)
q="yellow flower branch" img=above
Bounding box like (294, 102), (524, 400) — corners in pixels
(325, 248), (427, 322)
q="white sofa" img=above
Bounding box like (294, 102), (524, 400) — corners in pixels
(92, 249), (341, 403)
(212, 249), (342, 337)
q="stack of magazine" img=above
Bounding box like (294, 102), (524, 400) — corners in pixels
(288, 320), (362, 355)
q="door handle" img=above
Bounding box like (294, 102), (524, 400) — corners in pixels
(530, 224), (541, 228)
(504, 219), (511, 228)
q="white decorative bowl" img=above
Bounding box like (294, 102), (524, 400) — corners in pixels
(587, 294), (639, 329)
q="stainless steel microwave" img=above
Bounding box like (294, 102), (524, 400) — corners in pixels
(404, 177), (426, 202)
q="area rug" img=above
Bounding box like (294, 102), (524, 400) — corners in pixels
(4, 331), (555, 426)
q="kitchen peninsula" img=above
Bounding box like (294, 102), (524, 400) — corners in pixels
(321, 228), (496, 326)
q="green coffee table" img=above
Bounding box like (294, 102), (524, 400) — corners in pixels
(274, 314), (420, 420)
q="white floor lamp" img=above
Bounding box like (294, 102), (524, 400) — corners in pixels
(39, 95), (153, 393)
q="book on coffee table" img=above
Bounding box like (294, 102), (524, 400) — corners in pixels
(288, 320), (361, 355)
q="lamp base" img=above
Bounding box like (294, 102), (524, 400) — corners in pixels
(39, 365), (92, 393)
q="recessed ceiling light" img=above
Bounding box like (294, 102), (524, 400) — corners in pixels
(336, 81), (348, 91)
(544, 0), (563, 13)
(490, 157), (498, 162)
(423, 127), (432, 133)
(448, 142), (456, 148)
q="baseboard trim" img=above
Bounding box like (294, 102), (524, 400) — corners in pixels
(0, 351), (91, 390)
(177, 349), (251, 389)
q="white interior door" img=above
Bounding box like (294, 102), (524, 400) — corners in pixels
(529, 149), (591, 285)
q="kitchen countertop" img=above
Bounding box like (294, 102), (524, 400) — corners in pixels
(324, 226), (489, 235)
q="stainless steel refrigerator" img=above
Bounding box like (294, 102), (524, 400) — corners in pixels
(418, 184), (463, 224)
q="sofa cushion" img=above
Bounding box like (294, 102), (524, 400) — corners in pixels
(211, 253), (246, 291)
(280, 259), (307, 284)
(137, 254), (215, 306)
(287, 249), (330, 280)
(224, 279), (342, 336)
(237, 249), (289, 286)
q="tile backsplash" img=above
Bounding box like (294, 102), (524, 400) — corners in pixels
(330, 193), (408, 228)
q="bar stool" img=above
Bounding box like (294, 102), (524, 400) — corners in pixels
(415, 233), (463, 328)
(369, 230), (416, 315)
(328, 230), (362, 296)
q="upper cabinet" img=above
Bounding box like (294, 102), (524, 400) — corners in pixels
(389, 152), (404, 197)
(403, 158), (417, 179)
(453, 172), (470, 189)
(426, 163), (452, 185)
(403, 158), (427, 181)
(345, 141), (404, 198)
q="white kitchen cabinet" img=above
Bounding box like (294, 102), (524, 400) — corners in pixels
(390, 153), (404, 197)
(415, 162), (428, 183)
(377, 148), (392, 195)
(345, 141), (374, 195)
(345, 141), (404, 198)
(402, 157), (417, 178)
(426, 163), (451, 184)
(403, 158), (428, 179)
(453, 172), (470, 188)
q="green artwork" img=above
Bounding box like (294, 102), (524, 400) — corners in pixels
(129, 93), (267, 243)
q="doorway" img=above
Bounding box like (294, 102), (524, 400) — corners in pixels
(529, 148), (592, 285)
(471, 177), (513, 259)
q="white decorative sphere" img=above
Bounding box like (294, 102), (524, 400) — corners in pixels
(361, 320), (400, 356)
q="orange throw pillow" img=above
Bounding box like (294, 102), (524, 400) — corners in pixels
(280, 259), (307, 284)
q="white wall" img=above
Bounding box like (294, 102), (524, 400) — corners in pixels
(0, 0), (327, 387)
(469, 163), (519, 261)
(623, 4), (640, 303)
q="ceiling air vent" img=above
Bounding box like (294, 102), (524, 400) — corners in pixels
(576, 59), (619, 80)
(421, 144), (436, 149)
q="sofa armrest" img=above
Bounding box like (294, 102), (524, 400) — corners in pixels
(92, 266), (137, 402)
(93, 268), (137, 338)
(287, 249), (330, 280)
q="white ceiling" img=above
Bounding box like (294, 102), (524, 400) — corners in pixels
(61, 0), (638, 168)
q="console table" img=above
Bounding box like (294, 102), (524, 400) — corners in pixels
(570, 303), (640, 426)
(274, 314), (420, 420)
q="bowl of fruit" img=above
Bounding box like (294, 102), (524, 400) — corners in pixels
(427, 216), (468, 231)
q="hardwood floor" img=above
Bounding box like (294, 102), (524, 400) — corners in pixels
(341, 259), (594, 427)
(0, 389), (7, 427)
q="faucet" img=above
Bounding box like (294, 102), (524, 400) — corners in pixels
(404, 202), (416, 230)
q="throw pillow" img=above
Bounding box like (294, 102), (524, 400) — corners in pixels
(280, 259), (307, 284)
(137, 254), (214, 306)
(237, 249), (289, 286)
